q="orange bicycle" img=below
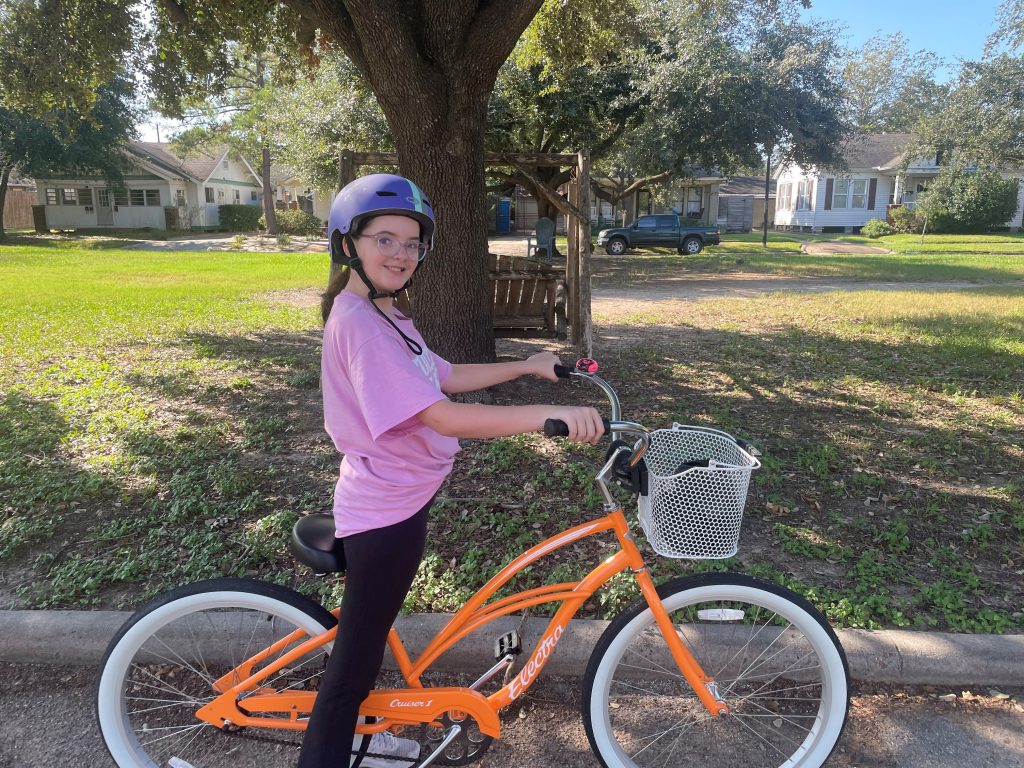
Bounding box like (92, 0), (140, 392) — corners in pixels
(96, 360), (850, 768)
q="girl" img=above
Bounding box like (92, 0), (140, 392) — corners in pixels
(297, 174), (603, 768)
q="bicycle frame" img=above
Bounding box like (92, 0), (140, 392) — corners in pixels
(195, 504), (729, 738)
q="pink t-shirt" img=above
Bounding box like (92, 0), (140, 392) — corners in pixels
(322, 291), (460, 537)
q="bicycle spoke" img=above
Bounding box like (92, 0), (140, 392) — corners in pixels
(129, 664), (209, 703)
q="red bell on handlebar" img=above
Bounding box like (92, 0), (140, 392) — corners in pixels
(576, 358), (599, 373)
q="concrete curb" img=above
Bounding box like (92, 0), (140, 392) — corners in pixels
(2, 609), (1022, 687)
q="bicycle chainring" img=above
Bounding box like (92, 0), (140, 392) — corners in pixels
(417, 710), (493, 765)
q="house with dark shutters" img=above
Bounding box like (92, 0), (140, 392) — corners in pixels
(773, 133), (942, 233)
(774, 132), (1024, 232)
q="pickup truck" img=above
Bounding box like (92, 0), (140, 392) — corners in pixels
(597, 213), (720, 255)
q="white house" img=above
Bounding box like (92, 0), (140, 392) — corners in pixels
(33, 141), (263, 232)
(269, 167), (333, 223)
(774, 133), (1024, 232)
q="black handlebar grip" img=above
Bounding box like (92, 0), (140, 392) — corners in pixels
(543, 418), (611, 438)
(553, 364), (573, 379)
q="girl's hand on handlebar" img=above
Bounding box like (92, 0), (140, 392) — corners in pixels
(547, 406), (605, 445)
(524, 351), (563, 382)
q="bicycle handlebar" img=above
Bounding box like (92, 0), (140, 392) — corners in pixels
(547, 358), (651, 469)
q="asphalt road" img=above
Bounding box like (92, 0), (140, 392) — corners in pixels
(3, 663), (1021, 768)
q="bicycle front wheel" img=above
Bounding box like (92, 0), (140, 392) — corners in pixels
(96, 578), (337, 768)
(583, 572), (850, 768)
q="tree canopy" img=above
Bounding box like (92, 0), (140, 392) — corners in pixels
(2, 0), (846, 359)
(911, 3), (1024, 170)
(0, 75), (138, 236)
(841, 33), (947, 134)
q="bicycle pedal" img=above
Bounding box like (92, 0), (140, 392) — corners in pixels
(494, 630), (522, 660)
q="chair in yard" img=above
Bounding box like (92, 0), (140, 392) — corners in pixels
(526, 216), (556, 263)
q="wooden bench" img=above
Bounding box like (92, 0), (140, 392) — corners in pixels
(396, 253), (566, 339)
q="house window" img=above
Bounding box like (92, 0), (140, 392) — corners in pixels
(686, 187), (702, 216)
(78, 188), (93, 206)
(145, 189), (161, 206)
(204, 187), (215, 203)
(222, 158), (229, 169)
(832, 179), (849, 209)
(97, 189), (110, 207)
(796, 181), (809, 210)
(779, 182), (792, 211)
(46, 188), (58, 205)
(175, 189), (186, 207)
(250, 191), (258, 202)
(850, 179), (868, 208)
(217, 189), (225, 202)
(113, 188), (129, 207)
(129, 189), (145, 206)
(233, 189), (240, 204)
(62, 188), (78, 205)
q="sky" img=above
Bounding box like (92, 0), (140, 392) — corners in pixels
(803, 0), (1003, 79)
(137, 0), (1005, 141)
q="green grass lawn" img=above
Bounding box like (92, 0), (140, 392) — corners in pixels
(590, 232), (1024, 285)
(2, 244), (1022, 633)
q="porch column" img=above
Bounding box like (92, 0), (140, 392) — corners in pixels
(893, 174), (905, 204)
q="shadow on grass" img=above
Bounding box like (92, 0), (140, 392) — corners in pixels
(0, 393), (114, 561)
(0, 234), (135, 250)
(4, 312), (1021, 629)
(593, 253), (1024, 289)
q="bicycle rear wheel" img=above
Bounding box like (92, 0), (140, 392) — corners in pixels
(583, 572), (850, 768)
(96, 578), (337, 768)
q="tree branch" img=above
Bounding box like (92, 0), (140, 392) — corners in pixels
(514, 163), (591, 223)
(159, 0), (189, 25)
(281, 0), (368, 75)
(463, 0), (545, 91)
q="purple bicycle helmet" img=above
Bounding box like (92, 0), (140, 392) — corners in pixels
(328, 173), (435, 265)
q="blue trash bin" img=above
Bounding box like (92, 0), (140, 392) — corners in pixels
(496, 197), (512, 234)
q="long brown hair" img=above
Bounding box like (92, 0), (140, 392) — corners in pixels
(321, 263), (350, 324)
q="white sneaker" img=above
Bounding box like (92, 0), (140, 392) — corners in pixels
(351, 730), (420, 767)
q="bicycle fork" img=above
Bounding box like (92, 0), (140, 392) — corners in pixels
(633, 566), (730, 717)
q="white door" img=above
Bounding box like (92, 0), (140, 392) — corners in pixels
(96, 189), (114, 226)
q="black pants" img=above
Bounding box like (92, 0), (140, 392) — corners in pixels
(297, 502), (430, 767)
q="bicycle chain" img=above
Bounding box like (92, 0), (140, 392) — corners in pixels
(219, 715), (492, 766)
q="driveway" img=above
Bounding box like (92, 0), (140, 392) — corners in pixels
(800, 240), (892, 255)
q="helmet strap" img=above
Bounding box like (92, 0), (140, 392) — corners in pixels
(343, 234), (424, 356)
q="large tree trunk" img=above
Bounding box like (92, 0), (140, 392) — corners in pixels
(260, 143), (279, 236)
(392, 112), (495, 361)
(289, 0), (544, 363)
(0, 166), (10, 238)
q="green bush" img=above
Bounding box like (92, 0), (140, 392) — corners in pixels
(259, 209), (322, 236)
(890, 205), (925, 234)
(218, 205), (262, 232)
(860, 218), (894, 238)
(918, 168), (1020, 233)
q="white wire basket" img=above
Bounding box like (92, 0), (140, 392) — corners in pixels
(637, 424), (760, 559)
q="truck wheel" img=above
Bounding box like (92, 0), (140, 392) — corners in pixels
(606, 237), (628, 256)
(682, 236), (703, 255)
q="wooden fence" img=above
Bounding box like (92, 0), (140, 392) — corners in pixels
(3, 189), (36, 230)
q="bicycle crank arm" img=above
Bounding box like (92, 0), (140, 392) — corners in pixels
(412, 724), (462, 768)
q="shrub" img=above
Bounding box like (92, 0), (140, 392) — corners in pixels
(860, 218), (894, 238)
(218, 205), (262, 232)
(918, 167), (1020, 233)
(259, 209), (322, 236)
(890, 205), (925, 234)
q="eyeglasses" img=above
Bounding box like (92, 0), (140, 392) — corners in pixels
(359, 233), (430, 261)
